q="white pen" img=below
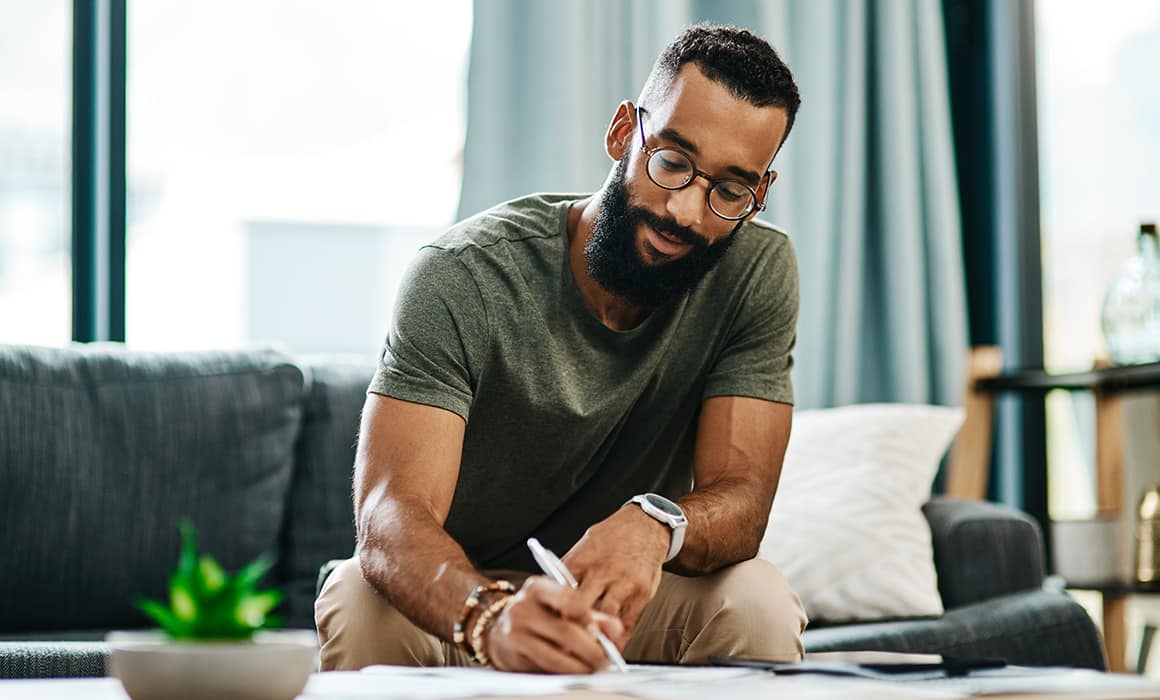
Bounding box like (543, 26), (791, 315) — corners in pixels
(526, 537), (629, 672)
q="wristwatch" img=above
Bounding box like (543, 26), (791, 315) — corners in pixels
(626, 493), (688, 563)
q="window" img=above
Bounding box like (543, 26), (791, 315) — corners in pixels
(0, 1), (72, 346)
(125, 2), (472, 355)
(1037, 1), (1160, 516)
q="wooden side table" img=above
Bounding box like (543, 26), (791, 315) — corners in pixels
(1064, 582), (1160, 674)
(945, 353), (1160, 672)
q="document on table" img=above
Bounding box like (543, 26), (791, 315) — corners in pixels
(303, 665), (762, 699)
(904, 666), (1160, 699)
(299, 664), (1160, 700)
(299, 664), (960, 700)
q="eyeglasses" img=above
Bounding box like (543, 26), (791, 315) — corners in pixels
(635, 105), (767, 221)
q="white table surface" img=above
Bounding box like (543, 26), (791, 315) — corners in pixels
(7, 667), (1160, 700)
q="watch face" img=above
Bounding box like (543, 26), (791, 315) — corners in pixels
(644, 493), (683, 517)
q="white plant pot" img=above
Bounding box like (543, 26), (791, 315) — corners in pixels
(107, 629), (317, 700)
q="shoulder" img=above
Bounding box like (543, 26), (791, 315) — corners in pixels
(425, 193), (584, 256)
(401, 192), (585, 312)
(687, 217), (799, 328)
(715, 218), (798, 283)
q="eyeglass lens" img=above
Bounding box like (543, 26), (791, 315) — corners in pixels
(645, 149), (755, 220)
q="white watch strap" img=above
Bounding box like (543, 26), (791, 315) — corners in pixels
(628, 494), (686, 563)
(663, 519), (685, 563)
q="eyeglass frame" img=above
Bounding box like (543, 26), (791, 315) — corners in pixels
(634, 105), (770, 221)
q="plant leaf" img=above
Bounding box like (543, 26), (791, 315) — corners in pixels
(137, 599), (192, 638)
(233, 589), (283, 628)
(197, 556), (227, 595)
(143, 521), (287, 641)
(169, 574), (198, 622)
(229, 553), (275, 594)
(175, 519), (199, 590)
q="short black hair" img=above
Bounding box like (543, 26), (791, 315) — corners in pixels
(639, 23), (801, 149)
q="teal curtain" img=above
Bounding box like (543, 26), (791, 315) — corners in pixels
(459, 0), (968, 409)
(458, 1), (692, 219)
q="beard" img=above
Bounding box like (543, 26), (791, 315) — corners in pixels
(585, 154), (738, 308)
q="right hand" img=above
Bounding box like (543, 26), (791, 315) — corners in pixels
(483, 575), (625, 674)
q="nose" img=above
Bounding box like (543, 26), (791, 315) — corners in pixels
(665, 178), (708, 230)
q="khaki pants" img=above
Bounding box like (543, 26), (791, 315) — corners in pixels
(315, 556), (807, 670)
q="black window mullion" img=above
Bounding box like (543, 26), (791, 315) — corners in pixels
(71, 0), (126, 343)
(108, 0), (126, 341)
(71, 0), (97, 342)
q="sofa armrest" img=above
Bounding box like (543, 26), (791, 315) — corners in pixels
(803, 589), (1106, 670)
(923, 497), (1046, 609)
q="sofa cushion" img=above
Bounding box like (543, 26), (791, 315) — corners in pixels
(0, 641), (107, 679)
(758, 404), (963, 622)
(281, 359), (372, 628)
(0, 344), (304, 633)
(802, 589), (1107, 670)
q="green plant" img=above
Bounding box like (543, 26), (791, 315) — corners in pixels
(137, 520), (283, 640)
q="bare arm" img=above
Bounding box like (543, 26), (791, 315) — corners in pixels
(354, 393), (620, 672)
(670, 395), (792, 575)
(353, 393), (484, 638)
(564, 395), (791, 640)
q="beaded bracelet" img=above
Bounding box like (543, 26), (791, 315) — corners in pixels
(452, 580), (516, 658)
(469, 593), (514, 667)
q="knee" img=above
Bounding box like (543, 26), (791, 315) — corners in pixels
(686, 559), (807, 663)
(315, 556), (443, 670)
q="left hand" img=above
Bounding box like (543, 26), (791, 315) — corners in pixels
(560, 505), (671, 647)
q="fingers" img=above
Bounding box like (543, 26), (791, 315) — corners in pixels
(490, 578), (617, 673)
(525, 576), (594, 625)
(594, 579), (636, 618)
(615, 576), (657, 635)
(519, 604), (612, 672)
(575, 572), (608, 611)
(571, 570), (653, 645)
(590, 580), (643, 645)
(511, 635), (599, 675)
(617, 592), (650, 641)
(566, 550), (659, 627)
(590, 611), (625, 643)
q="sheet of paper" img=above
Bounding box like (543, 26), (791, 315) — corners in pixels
(904, 667), (1160, 699)
(365, 664), (763, 696)
(0, 678), (130, 699)
(300, 665), (963, 700)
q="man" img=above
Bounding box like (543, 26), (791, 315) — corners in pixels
(316, 23), (805, 674)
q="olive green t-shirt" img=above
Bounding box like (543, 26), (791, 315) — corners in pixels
(370, 193), (799, 571)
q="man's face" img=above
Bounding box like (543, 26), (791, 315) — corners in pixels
(586, 65), (789, 307)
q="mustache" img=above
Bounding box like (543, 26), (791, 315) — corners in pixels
(628, 206), (711, 249)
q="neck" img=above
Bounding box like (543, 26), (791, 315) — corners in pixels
(567, 197), (652, 331)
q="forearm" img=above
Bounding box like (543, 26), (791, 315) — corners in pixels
(669, 474), (774, 576)
(356, 489), (491, 642)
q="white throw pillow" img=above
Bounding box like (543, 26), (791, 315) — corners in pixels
(757, 403), (964, 622)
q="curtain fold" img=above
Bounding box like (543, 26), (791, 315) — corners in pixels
(457, 0), (692, 220)
(459, 0), (968, 409)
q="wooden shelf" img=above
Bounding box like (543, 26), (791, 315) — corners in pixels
(1068, 582), (1160, 596)
(955, 353), (1160, 671)
(975, 362), (1160, 395)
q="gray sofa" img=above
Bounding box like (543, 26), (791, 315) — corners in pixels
(0, 344), (1106, 678)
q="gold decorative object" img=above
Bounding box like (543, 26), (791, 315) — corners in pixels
(1137, 486), (1160, 586)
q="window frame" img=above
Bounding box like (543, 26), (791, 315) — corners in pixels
(71, 0), (126, 342)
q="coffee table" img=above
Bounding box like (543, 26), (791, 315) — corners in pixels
(6, 667), (1160, 700)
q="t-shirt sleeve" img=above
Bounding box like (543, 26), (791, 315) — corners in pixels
(702, 234), (799, 405)
(368, 246), (488, 420)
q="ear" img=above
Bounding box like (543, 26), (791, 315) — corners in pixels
(604, 101), (637, 162)
(745, 170), (779, 222)
(761, 170), (779, 198)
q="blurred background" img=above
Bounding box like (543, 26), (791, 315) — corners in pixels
(1, 0), (1158, 557)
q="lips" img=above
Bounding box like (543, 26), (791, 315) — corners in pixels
(644, 224), (692, 256)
